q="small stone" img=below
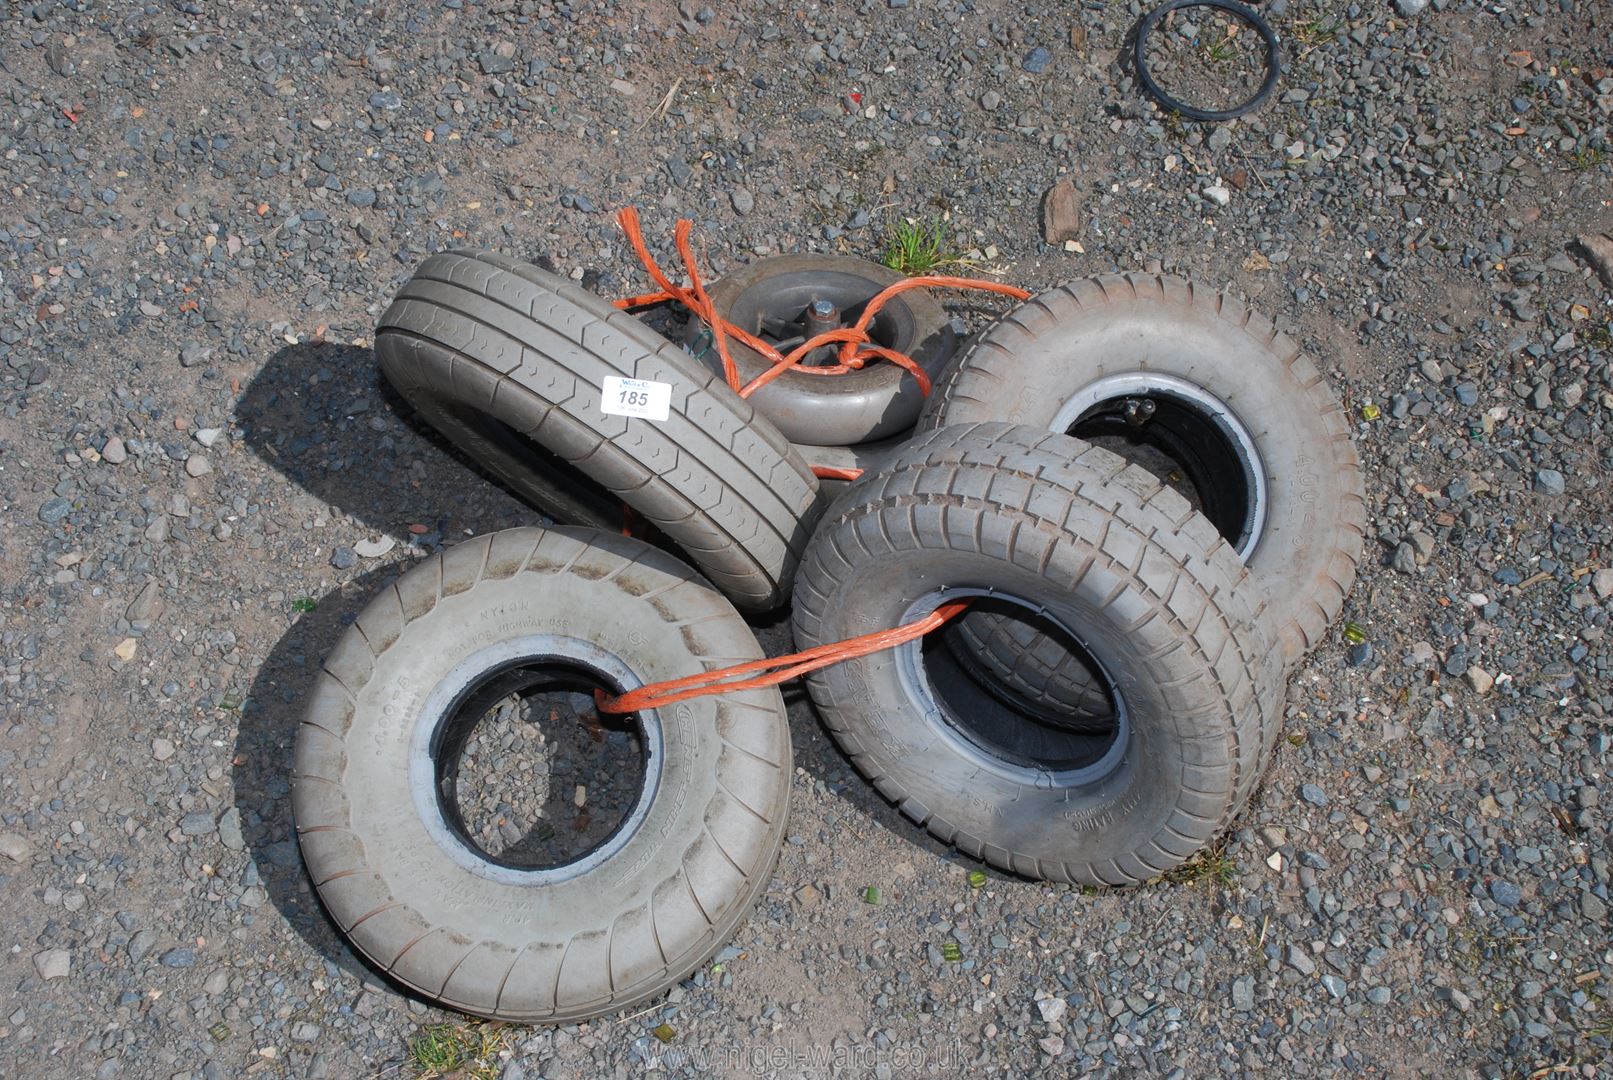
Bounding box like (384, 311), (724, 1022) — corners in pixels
(39, 497), (72, 524)
(1367, 986), (1392, 1005)
(980, 90), (1002, 112)
(127, 580), (163, 623)
(353, 535), (396, 558)
(793, 883), (821, 907)
(180, 811), (215, 836)
(1393, 0), (1429, 15)
(1447, 987), (1473, 1012)
(194, 427), (224, 448)
(152, 738), (176, 761)
(160, 948), (197, 968)
(0, 833), (33, 862)
(331, 547), (358, 570)
(1321, 975), (1347, 999)
(1203, 186), (1231, 207)
(1037, 996), (1068, 1023)
(291, 1022), (321, 1042)
(1299, 783), (1329, 807)
(45, 41), (73, 77)
(1490, 880), (1523, 908)
(217, 809), (245, 852)
(1286, 945), (1316, 975)
(1022, 47), (1051, 73)
(180, 343), (213, 368)
(185, 454), (213, 477)
(1591, 568), (1613, 599)
(1408, 530), (1436, 563)
(1534, 469), (1565, 496)
(730, 187), (755, 215)
(101, 437), (128, 464)
(1037, 1035), (1065, 1057)
(1346, 642), (1374, 668)
(1576, 233), (1613, 289)
(1467, 666), (1495, 694)
(1231, 975), (1255, 1010)
(1040, 178), (1082, 244)
(34, 950), (71, 980)
(1391, 542), (1419, 574)
(478, 51), (516, 75)
(127, 930), (157, 962)
(113, 639), (138, 662)
(204, 970), (229, 996)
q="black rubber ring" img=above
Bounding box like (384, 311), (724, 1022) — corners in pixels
(1133, 0), (1282, 122)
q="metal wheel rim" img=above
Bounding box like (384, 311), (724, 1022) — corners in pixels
(896, 588), (1131, 788)
(724, 267), (917, 362)
(1049, 372), (1268, 561)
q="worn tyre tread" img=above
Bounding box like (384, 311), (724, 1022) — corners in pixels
(793, 423), (1284, 885)
(921, 272), (1366, 665)
(293, 527), (791, 1022)
(377, 251), (819, 611)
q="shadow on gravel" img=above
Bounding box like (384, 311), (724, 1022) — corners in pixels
(230, 341), (987, 985)
(232, 341), (540, 980)
(238, 341), (545, 546)
(231, 565), (407, 981)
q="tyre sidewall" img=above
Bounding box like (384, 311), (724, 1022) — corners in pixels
(806, 549), (1234, 871)
(297, 529), (792, 1018)
(927, 293), (1354, 655)
(379, 333), (623, 529)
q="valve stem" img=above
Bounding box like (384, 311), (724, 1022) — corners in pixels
(1122, 398), (1157, 428)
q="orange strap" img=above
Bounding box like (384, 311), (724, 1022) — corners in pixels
(612, 208), (1031, 400)
(595, 600), (968, 714)
(592, 209), (1035, 714)
(810, 464), (864, 482)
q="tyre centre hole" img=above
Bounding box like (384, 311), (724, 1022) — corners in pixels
(723, 270), (912, 367)
(1051, 374), (1267, 559)
(904, 592), (1130, 784)
(430, 658), (649, 874)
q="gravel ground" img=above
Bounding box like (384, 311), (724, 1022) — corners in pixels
(2, 1), (1611, 1078)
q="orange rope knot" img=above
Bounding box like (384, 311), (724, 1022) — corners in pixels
(612, 207), (1032, 401)
(595, 208), (1037, 713)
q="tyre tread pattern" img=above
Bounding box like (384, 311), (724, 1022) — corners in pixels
(793, 423), (1284, 886)
(920, 272), (1366, 660)
(292, 527), (792, 1022)
(377, 251), (819, 611)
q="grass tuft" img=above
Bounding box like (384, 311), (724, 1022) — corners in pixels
(1566, 146), (1605, 171)
(408, 1021), (509, 1080)
(880, 218), (956, 276)
(1163, 845), (1239, 888)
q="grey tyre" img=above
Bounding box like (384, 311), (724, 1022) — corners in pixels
(687, 254), (957, 446)
(377, 249), (820, 612)
(791, 423), (1283, 885)
(293, 526), (792, 1023)
(922, 273), (1365, 718)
